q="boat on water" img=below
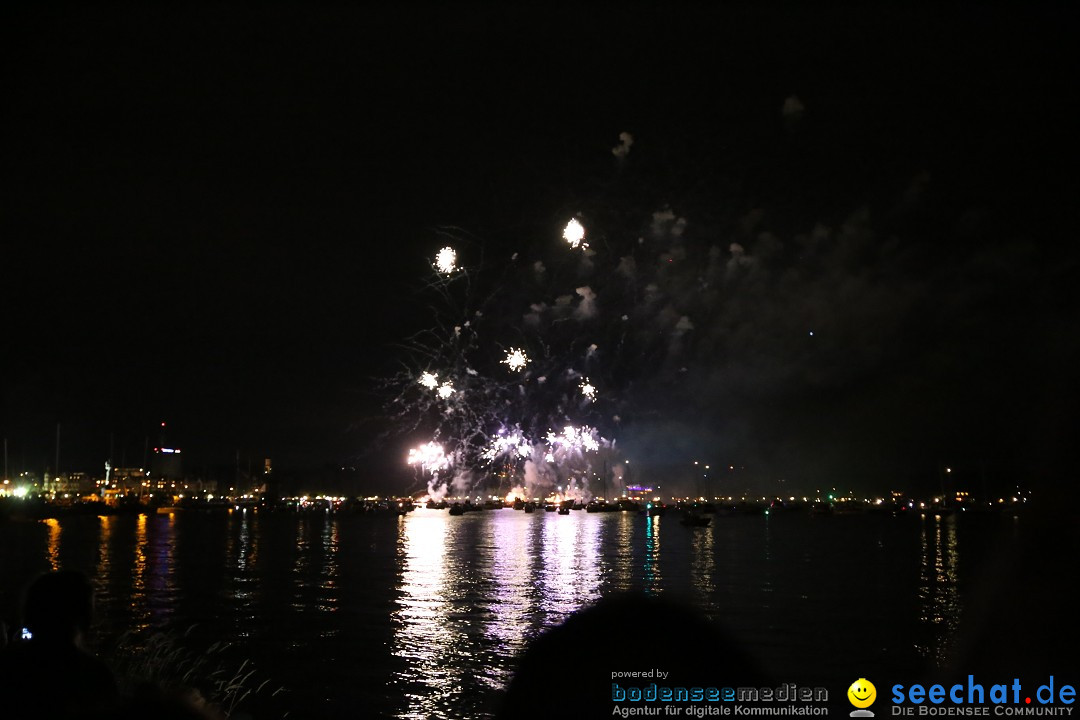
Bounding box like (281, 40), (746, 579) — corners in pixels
(680, 512), (711, 527)
(448, 503), (465, 516)
(645, 502), (666, 517)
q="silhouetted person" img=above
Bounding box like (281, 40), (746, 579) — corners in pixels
(111, 682), (225, 720)
(497, 591), (769, 719)
(0, 569), (118, 719)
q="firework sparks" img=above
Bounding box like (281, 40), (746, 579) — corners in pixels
(546, 425), (601, 453)
(418, 372), (439, 389)
(580, 378), (596, 402)
(434, 246), (458, 274)
(502, 348), (530, 371)
(437, 382), (455, 399)
(483, 431), (533, 462)
(563, 219), (587, 249)
(407, 442), (451, 474)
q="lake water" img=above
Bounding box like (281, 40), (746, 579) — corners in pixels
(0, 507), (1030, 718)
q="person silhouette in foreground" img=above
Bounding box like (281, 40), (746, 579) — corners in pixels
(497, 591), (770, 720)
(0, 569), (118, 719)
(111, 682), (225, 720)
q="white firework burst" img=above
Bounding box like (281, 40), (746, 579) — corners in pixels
(437, 382), (455, 399)
(483, 431), (534, 462)
(418, 372), (439, 389)
(546, 425), (601, 453)
(434, 246), (458, 274)
(502, 348), (530, 371)
(563, 219), (587, 249)
(407, 442), (451, 474)
(580, 378), (596, 402)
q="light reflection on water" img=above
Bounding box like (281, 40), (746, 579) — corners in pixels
(643, 514), (662, 592)
(44, 518), (61, 571)
(0, 508), (1019, 719)
(610, 511), (634, 591)
(690, 520), (716, 613)
(318, 512), (339, 619)
(917, 513), (961, 664)
(94, 515), (113, 599)
(540, 508), (581, 615)
(230, 509), (259, 636)
(291, 514), (311, 613)
(131, 513), (149, 632)
(146, 512), (177, 628)
(391, 511), (459, 720)
(489, 511), (532, 661)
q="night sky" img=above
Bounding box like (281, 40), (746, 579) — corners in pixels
(3, 4), (1075, 496)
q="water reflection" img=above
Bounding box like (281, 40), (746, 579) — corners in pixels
(393, 511), (609, 718)
(760, 514), (774, 608)
(572, 514), (602, 607)
(540, 510), (579, 616)
(916, 514), (961, 664)
(392, 512), (458, 720)
(318, 516), (340, 620)
(643, 515), (662, 593)
(291, 515), (311, 613)
(489, 514), (532, 662)
(690, 522), (717, 612)
(229, 510), (259, 636)
(611, 512), (634, 591)
(130, 513), (150, 632)
(94, 515), (115, 601)
(43, 518), (61, 571)
(0, 505), (1014, 720)
(538, 512), (604, 622)
(236, 511), (256, 578)
(146, 513), (178, 627)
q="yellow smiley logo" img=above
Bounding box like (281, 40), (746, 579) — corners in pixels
(848, 678), (876, 709)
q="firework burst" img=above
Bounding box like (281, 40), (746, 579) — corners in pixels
(502, 348), (530, 372)
(562, 219), (587, 249)
(433, 246), (458, 274)
(580, 378), (596, 402)
(407, 442), (451, 474)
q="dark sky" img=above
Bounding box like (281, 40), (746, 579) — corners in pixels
(3, 4), (1076, 495)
